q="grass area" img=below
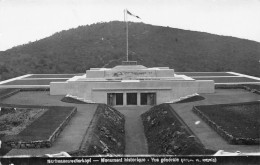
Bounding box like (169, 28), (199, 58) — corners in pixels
(141, 104), (214, 155)
(175, 72), (235, 77)
(2, 79), (68, 85)
(0, 106), (47, 155)
(194, 101), (260, 144)
(0, 107), (47, 135)
(25, 74), (78, 79)
(194, 77), (260, 83)
(2, 105), (76, 142)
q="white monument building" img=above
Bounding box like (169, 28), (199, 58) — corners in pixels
(50, 61), (214, 106)
(49, 10), (214, 106)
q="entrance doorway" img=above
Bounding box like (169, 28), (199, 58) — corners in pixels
(107, 93), (123, 106)
(127, 93), (137, 105)
(141, 93), (156, 105)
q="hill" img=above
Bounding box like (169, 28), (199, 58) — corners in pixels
(0, 21), (259, 80)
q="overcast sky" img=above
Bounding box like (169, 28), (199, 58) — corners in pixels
(0, 0), (260, 51)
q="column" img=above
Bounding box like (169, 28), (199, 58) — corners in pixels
(123, 92), (127, 106)
(137, 92), (141, 106)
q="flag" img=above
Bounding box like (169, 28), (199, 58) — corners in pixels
(126, 10), (141, 19)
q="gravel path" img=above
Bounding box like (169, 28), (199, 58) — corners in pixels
(116, 106), (150, 155)
(1, 91), (97, 156)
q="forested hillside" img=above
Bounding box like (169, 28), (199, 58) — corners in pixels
(0, 21), (259, 80)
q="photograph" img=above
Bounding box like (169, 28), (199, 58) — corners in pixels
(0, 0), (259, 164)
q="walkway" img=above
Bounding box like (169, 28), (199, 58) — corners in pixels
(170, 89), (260, 153)
(115, 106), (150, 155)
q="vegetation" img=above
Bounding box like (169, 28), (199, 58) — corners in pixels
(0, 21), (259, 81)
(141, 104), (214, 155)
(2, 106), (76, 142)
(193, 101), (260, 144)
(0, 107), (47, 155)
(70, 104), (125, 156)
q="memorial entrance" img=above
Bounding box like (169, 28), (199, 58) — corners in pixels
(127, 93), (137, 105)
(107, 93), (123, 106)
(107, 92), (157, 106)
(141, 93), (156, 105)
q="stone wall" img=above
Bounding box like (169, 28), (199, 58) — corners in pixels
(197, 80), (215, 93)
(50, 82), (68, 95)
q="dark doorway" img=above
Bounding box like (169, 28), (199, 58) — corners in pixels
(116, 93), (123, 105)
(107, 93), (123, 106)
(127, 93), (137, 105)
(141, 93), (156, 105)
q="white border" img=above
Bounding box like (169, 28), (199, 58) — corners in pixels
(0, 74), (32, 85)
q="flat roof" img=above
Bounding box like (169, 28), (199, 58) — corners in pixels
(0, 72), (259, 87)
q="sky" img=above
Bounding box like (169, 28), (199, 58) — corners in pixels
(0, 0), (260, 51)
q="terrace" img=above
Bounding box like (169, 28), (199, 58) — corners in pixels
(0, 72), (259, 156)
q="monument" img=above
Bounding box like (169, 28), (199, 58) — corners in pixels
(50, 61), (214, 106)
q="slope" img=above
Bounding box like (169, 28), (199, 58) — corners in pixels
(0, 21), (259, 81)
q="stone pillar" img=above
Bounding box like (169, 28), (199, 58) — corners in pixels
(137, 92), (141, 106)
(123, 92), (127, 106)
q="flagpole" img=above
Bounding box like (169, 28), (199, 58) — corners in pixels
(125, 9), (129, 62)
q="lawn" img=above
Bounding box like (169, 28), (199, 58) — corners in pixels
(193, 77), (260, 83)
(0, 106), (47, 155)
(2, 79), (68, 85)
(2, 105), (76, 144)
(0, 107), (46, 134)
(193, 101), (260, 144)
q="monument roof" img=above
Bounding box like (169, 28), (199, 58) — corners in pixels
(112, 65), (147, 70)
